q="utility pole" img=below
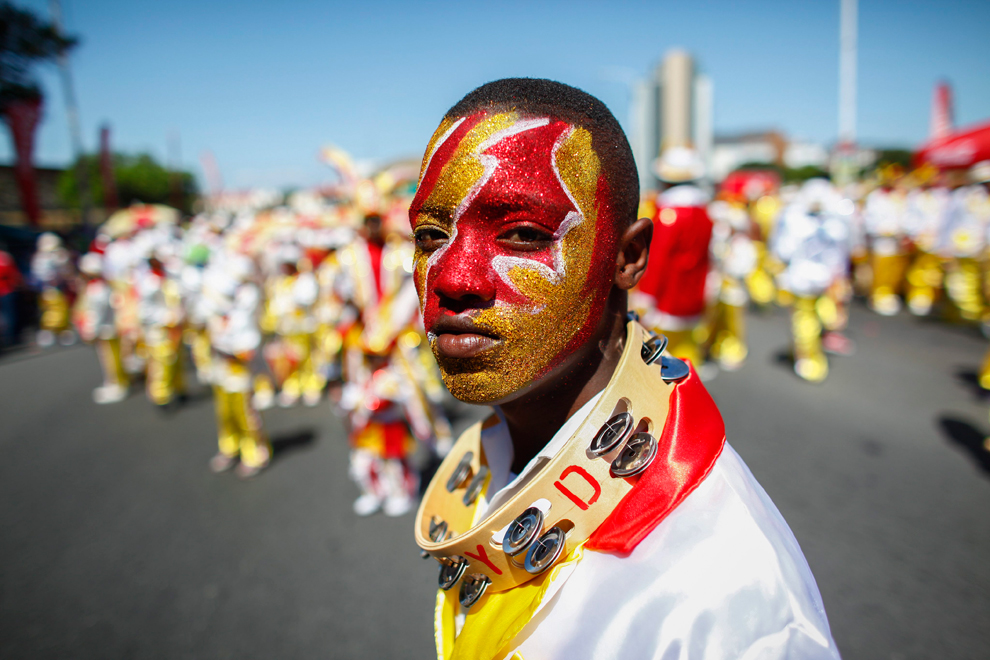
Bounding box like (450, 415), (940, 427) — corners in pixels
(838, 0), (857, 146)
(834, 0), (858, 185)
(50, 0), (92, 228)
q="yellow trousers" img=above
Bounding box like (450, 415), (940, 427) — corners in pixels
(39, 287), (70, 332)
(870, 252), (909, 314)
(944, 257), (984, 322)
(746, 242), (776, 307)
(214, 384), (271, 468)
(280, 333), (324, 400)
(709, 301), (747, 370)
(186, 326), (213, 383)
(658, 327), (702, 368)
(904, 251), (943, 316)
(96, 337), (129, 388)
(146, 327), (184, 405)
(792, 296), (828, 383)
(310, 324), (342, 384)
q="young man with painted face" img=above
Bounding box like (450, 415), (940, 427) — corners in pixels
(412, 79), (839, 660)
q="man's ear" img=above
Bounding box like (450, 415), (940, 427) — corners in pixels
(615, 216), (652, 290)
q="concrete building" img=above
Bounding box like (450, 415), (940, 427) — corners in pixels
(629, 49), (714, 191)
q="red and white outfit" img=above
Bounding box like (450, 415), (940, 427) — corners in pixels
(444, 368), (839, 660)
(636, 184), (713, 331)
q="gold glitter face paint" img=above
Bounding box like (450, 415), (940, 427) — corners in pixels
(410, 110), (619, 403)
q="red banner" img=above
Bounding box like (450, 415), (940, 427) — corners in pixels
(4, 97), (44, 226)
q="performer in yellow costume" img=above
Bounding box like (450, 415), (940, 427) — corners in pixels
(706, 198), (757, 370)
(410, 78), (838, 659)
(136, 246), (186, 408)
(30, 232), (75, 347)
(863, 180), (909, 316)
(772, 179), (852, 383)
(267, 244), (322, 407)
(74, 253), (129, 403)
(941, 167), (990, 324)
(748, 192), (781, 307)
(902, 175), (948, 316)
(205, 252), (271, 478)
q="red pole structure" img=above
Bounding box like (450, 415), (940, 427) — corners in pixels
(99, 125), (119, 211)
(3, 96), (44, 227)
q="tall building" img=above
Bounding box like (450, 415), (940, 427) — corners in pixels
(629, 49), (714, 191)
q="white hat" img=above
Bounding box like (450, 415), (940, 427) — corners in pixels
(79, 252), (103, 276)
(37, 232), (61, 252)
(653, 147), (705, 183)
(799, 178), (838, 211)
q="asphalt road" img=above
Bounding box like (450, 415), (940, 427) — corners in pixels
(1, 303), (988, 659)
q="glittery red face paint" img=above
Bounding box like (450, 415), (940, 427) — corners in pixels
(410, 110), (618, 403)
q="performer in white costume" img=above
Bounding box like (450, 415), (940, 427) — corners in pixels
(204, 251), (271, 477)
(31, 232), (75, 347)
(772, 180), (852, 383)
(75, 252), (129, 403)
(939, 170), (990, 323)
(862, 182), (908, 316)
(410, 79), (839, 660)
(902, 179), (949, 316)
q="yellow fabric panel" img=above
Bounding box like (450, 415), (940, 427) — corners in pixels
(436, 544), (586, 660)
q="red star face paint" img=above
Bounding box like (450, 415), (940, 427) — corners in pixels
(410, 110), (619, 403)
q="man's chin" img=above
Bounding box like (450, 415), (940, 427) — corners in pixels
(438, 359), (526, 405)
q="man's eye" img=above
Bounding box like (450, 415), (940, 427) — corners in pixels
(414, 227), (449, 252)
(498, 226), (553, 251)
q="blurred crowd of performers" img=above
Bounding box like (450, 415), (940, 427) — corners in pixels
(7, 150), (990, 508)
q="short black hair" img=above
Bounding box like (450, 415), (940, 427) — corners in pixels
(446, 78), (639, 226)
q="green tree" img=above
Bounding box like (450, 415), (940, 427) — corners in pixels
(0, 1), (76, 110)
(58, 152), (199, 214)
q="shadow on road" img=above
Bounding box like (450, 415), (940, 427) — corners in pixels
(937, 415), (990, 475)
(179, 386), (214, 406)
(952, 367), (990, 403)
(271, 428), (318, 460)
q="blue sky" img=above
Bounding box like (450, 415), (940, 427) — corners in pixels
(6, 0), (990, 189)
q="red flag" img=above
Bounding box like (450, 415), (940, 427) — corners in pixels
(3, 96), (44, 226)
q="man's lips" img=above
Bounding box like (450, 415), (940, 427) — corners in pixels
(431, 316), (500, 359)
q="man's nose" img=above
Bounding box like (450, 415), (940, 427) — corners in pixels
(432, 237), (497, 305)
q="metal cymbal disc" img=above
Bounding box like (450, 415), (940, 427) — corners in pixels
(641, 334), (668, 365)
(462, 465), (490, 506)
(446, 451), (474, 492)
(524, 526), (566, 575)
(589, 411), (634, 457)
(438, 556), (467, 590)
(502, 506), (544, 557)
(458, 573), (492, 610)
(610, 432), (659, 478)
(429, 518), (448, 543)
(660, 354), (690, 382)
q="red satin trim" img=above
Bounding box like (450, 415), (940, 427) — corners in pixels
(586, 363), (726, 555)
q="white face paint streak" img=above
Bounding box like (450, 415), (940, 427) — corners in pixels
(418, 117), (466, 186)
(424, 117), (552, 294)
(492, 297), (543, 315)
(486, 124), (586, 295)
(491, 254), (561, 294)
(549, 126), (585, 278)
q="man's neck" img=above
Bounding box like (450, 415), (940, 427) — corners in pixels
(498, 302), (628, 474)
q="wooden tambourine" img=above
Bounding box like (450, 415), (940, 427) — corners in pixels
(414, 321), (690, 610)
